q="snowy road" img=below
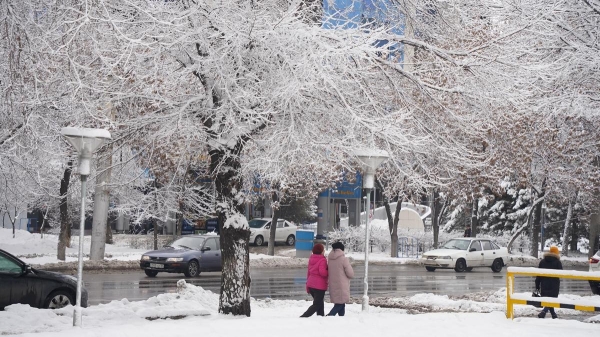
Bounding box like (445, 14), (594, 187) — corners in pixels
(83, 265), (593, 305)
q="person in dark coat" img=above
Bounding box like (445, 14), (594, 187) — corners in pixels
(463, 225), (471, 237)
(535, 246), (562, 319)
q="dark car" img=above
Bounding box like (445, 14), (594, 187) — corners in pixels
(140, 235), (221, 277)
(0, 249), (88, 310)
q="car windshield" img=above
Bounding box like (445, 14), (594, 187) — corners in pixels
(248, 219), (269, 229)
(168, 237), (205, 250)
(440, 239), (471, 250)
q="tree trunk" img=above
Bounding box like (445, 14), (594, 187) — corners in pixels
(507, 195), (544, 253)
(530, 195), (544, 258)
(219, 222), (251, 316)
(431, 189), (446, 249)
(106, 219), (113, 244)
(153, 217), (158, 250)
(377, 179), (398, 257)
(589, 212), (600, 259)
(57, 160), (73, 261)
(91, 150), (112, 260)
(211, 145), (251, 316)
(268, 192), (279, 256)
(561, 191), (576, 257)
(471, 196), (478, 237)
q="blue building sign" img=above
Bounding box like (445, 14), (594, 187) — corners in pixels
(322, 0), (406, 63)
(319, 171), (363, 199)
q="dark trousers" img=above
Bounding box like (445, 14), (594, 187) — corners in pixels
(301, 288), (326, 317)
(542, 307), (556, 315)
(327, 303), (346, 316)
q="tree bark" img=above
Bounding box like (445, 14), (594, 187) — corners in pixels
(91, 150), (112, 260)
(471, 195), (478, 237)
(57, 160), (73, 261)
(377, 179), (398, 257)
(268, 192), (279, 256)
(211, 145), (251, 316)
(430, 190), (446, 249)
(219, 223), (251, 316)
(507, 195), (544, 254)
(530, 195), (545, 258)
(561, 191), (577, 256)
(589, 213), (600, 259)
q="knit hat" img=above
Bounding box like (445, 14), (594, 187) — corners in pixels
(332, 241), (345, 251)
(312, 243), (324, 255)
(549, 246), (559, 255)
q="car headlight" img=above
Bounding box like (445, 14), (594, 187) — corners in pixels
(166, 257), (184, 262)
(141, 255), (150, 261)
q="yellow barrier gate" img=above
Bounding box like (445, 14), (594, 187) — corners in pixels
(506, 267), (600, 319)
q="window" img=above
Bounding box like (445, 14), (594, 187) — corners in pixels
(481, 241), (493, 250)
(277, 220), (285, 228)
(0, 254), (22, 274)
(490, 242), (500, 250)
(204, 238), (218, 251)
(470, 241), (482, 251)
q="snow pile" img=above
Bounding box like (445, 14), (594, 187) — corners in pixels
(0, 280), (216, 335)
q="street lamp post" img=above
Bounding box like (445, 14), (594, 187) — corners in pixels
(60, 127), (111, 327)
(355, 149), (389, 312)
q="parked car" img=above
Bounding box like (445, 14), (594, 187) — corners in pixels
(420, 238), (509, 273)
(589, 249), (600, 295)
(0, 249), (88, 310)
(140, 235), (221, 277)
(249, 218), (297, 246)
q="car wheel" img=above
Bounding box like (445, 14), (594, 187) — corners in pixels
(254, 235), (264, 246)
(44, 290), (75, 309)
(454, 258), (467, 272)
(286, 235), (296, 246)
(589, 281), (600, 295)
(491, 258), (504, 273)
(466, 267), (473, 272)
(184, 260), (200, 277)
(144, 269), (159, 277)
(425, 266), (436, 272)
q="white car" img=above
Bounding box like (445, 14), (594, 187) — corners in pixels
(589, 249), (600, 295)
(249, 218), (297, 246)
(421, 238), (509, 273)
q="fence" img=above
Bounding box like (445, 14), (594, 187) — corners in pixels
(505, 266), (600, 319)
(398, 236), (421, 258)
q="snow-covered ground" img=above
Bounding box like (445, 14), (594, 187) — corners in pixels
(1, 228), (599, 336)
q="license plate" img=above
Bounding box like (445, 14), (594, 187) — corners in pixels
(149, 263), (164, 269)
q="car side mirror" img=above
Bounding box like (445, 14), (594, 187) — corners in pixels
(265, 225), (270, 229)
(202, 247), (211, 252)
(22, 265), (32, 275)
(469, 248), (476, 252)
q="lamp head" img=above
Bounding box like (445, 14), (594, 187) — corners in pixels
(354, 149), (389, 189)
(61, 127), (111, 176)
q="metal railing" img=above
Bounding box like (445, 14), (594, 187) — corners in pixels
(505, 266), (600, 319)
(398, 236), (421, 258)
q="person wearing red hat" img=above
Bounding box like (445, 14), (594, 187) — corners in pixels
(300, 243), (328, 317)
(535, 245), (562, 319)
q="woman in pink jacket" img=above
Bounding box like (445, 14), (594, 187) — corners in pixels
(300, 243), (328, 317)
(327, 241), (354, 316)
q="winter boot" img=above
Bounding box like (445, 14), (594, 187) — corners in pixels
(551, 313), (558, 319)
(538, 311), (546, 318)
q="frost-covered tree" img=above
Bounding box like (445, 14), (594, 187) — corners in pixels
(6, 0), (600, 315)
